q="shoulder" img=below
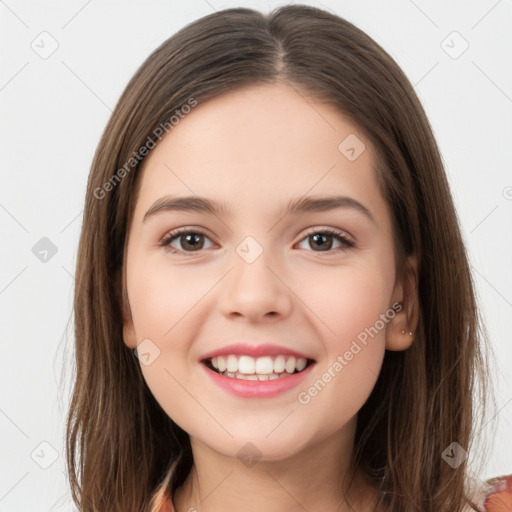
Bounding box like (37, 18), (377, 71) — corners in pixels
(156, 474), (512, 512)
(474, 473), (512, 512)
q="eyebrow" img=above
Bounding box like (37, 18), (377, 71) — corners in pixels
(143, 194), (376, 225)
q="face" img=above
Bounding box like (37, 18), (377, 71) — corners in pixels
(122, 82), (416, 461)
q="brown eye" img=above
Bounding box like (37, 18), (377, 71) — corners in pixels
(308, 233), (333, 251)
(297, 228), (355, 253)
(160, 229), (214, 253)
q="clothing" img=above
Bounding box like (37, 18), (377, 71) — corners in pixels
(477, 474), (512, 511)
(155, 474), (512, 511)
(156, 493), (174, 512)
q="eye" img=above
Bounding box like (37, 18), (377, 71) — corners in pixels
(160, 228), (215, 254)
(297, 228), (355, 253)
(160, 227), (355, 255)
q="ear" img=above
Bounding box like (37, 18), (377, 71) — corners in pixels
(385, 253), (419, 351)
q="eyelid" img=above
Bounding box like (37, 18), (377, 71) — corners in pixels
(160, 226), (215, 248)
(300, 226), (355, 244)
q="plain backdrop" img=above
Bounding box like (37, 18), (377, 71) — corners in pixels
(1, 0), (511, 510)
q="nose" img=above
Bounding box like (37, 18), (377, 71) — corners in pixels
(219, 248), (293, 323)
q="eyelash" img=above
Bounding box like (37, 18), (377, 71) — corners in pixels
(159, 227), (355, 256)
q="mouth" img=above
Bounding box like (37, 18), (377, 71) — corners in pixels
(202, 355), (316, 381)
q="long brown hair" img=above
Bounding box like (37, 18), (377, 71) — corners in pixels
(64, 5), (496, 511)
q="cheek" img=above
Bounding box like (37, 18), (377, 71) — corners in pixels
(294, 263), (390, 397)
(127, 255), (210, 342)
(126, 256), (211, 411)
(297, 261), (393, 345)
(294, 268), (389, 430)
(127, 266), (200, 431)
(294, 339), (385, 448)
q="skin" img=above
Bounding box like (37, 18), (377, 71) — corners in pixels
(122, 81), (419, 512)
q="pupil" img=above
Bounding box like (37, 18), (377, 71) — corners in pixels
(183, 233), (203, 250)
(311, 233), (332, 251)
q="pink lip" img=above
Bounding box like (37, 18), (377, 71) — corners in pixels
(200, 343), (314, 361)
(200, 360), (316, 398)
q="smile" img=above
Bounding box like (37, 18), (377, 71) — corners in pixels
(204, 354), (314, 380)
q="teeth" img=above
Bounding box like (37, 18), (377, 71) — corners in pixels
(210, 354), (309, 376)
(239, 355), (255, 374)
(255, 356), (272, 374)
(217, 356), (227, 372)
(296, 357), (307, 372)
(224, 371), (294, 380)
(226, 355), (238, 373)
(274, 355), (286, 373)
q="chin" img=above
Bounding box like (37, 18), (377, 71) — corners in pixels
(203, 430), (311, 464)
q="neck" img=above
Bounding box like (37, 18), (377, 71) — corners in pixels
(173, 417), (381, 512)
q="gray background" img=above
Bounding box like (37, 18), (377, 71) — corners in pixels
(1, 0), (511, 510)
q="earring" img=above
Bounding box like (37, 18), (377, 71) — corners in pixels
(401, 330), (413, 336)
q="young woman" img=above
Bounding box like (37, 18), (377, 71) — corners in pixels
(65, 5), (511, 511)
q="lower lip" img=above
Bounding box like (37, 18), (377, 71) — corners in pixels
(201, 362), (315, 398)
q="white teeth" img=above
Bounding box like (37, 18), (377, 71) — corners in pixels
(285, 356), (296, 374)
(296, 358), (307, 372)
(226, 355), (238, 372)
(273, 355), (286, 373)
(238, 355), (255, 374)
(215, 356), (226, 372)
(255, 356), (273, 374)
(209, 354), (309, 377)
(223, 371), (295, 380)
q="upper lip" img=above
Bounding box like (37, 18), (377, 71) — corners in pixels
(200, 343), (315, 361)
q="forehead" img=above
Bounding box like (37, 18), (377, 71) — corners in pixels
(133, 82), (384, 221)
